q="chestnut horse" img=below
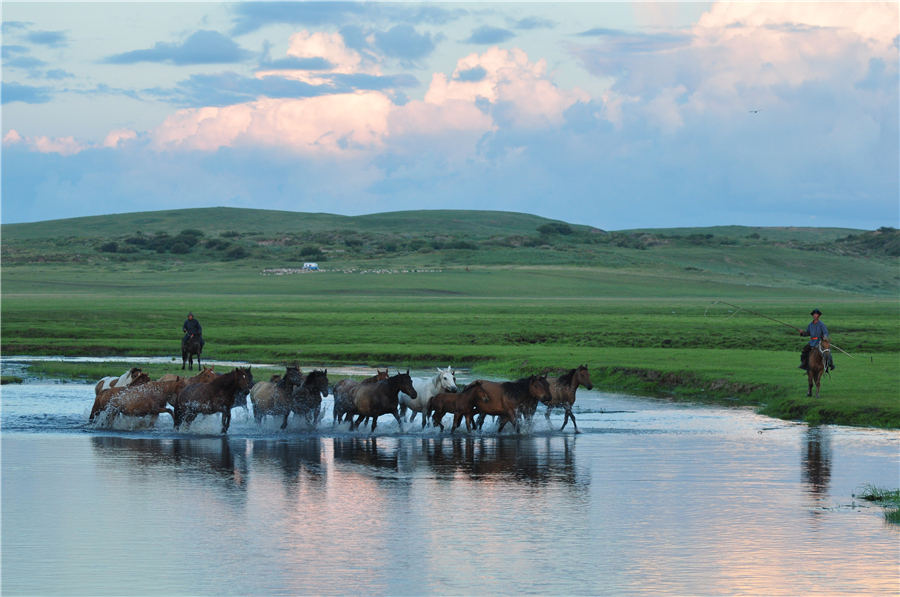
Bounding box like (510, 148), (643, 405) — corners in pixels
(350, 370), (417, 432)
(286, 369), (329, 428)
(249, 366), (305, 426)
(543, 365), (593, 433)
(429, 380), (490, 432)
(172, 367), (253, 433)
(807, 338), (831, 398)
(89, 372), (152, 422)
(472, 375), (552, 433)
(332, 369), (388, 425)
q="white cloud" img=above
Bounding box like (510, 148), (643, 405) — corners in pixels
(256, 30), (379, 85)
(103, 128), (137, 148)
(151, 45), (583, 156)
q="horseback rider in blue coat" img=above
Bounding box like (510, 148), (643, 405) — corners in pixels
(799, 308), (834, 371)
(182, 312), (205, 349)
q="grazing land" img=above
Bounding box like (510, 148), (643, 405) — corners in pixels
(2, 208), (898, 428)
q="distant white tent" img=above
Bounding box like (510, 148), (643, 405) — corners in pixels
(302, 262), (319, 271)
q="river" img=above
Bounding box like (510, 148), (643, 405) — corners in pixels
(1, 369), (897, 595)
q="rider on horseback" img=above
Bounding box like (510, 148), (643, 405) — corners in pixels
(799, 308), (834, 371)
(182, 312), (205, 349)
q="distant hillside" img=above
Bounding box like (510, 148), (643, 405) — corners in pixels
(2, 208), (897, 296)
(0, 207), (586, 241)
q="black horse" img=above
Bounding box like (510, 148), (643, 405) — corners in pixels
(182, 334), (203, 370)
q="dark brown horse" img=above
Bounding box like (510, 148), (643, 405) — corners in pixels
(543, 365), (593, 433)
(350, 370), (417, 432)
(249, 366), (305, 426)
(807, 338), (831, 398)
(332, 369), (389, 425)
(89, 372), (152, 422)
(286, 369), (329, 428)
(182, 334), (203, 370)
(429, 380), (490, 432)
(172, 367), (253, 433)
(472, 375), (552, 433)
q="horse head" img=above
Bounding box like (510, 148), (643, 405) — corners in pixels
(437, 366), (458, 393)
(284, 366), (304, 388)
(394, 370), (417, 399)
(575, 365), (593, 390)
(528, 375), (552, 402)
(304, 369), (330, 398)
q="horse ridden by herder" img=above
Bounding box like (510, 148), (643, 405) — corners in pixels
(799, 308), (835, 372)
(182, 312), (205, 370)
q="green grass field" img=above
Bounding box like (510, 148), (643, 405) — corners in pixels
(2, 209), (898, 428)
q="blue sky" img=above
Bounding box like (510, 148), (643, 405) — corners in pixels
(2, 1), (897, 230)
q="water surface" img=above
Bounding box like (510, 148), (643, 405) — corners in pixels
(1, 378), (897, 595)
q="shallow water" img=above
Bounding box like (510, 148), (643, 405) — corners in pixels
(1, 376), (898, 596)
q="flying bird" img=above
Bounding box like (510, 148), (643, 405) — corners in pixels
(748, 109), (761, 114)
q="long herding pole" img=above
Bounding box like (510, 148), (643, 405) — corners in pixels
(714, 300), (856, 358)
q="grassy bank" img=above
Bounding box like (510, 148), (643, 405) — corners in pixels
(2, 209), (897, 428)
(3, 269), (898, 428)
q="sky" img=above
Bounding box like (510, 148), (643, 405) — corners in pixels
(2, 1), (898, 230)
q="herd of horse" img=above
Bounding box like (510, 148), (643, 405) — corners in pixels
(88, 363), (595, 435)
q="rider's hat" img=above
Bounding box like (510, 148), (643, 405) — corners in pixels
(187, 312), (194, 317)
(810, 308), (822, 316)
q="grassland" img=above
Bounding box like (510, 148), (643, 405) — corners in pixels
(2, 208), (898, 428)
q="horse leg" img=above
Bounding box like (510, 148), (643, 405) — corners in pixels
(281, 412), (290, 430)
(807, 371), (813, 397)
(392, 410), (404, 432)
(182, 350), (187, 370)
(221, 409), (231, 434)
(475, 412), (486, 430)
(370, 415), (378, 432)
(567, 406), (580, 434)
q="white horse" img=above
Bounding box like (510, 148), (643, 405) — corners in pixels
(399, 366), (458, 427)
(94, 367), (143, 397)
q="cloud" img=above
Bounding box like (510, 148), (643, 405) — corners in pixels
(148, 71), (324, 107)
(3, 128), (85, 155)
(104, 30), (250, 65)
(148, 46), (584, 155)
(26, 30), (68, 47)
(373, 24), (437, 60)
(512, 16), (555, 30)
(2, 81), (53, 104)
(230, 2), (465, 35)
(466, 26), (515, 45)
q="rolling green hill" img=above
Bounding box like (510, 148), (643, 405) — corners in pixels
(2, 208), (897, 296)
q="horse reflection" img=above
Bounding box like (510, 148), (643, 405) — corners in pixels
(90, 436), (248, 488)
(802, 426), (832, 495)
(421, 436), (584, 487)
(332, 437), (401, 473)
(251, 438), (325, 487)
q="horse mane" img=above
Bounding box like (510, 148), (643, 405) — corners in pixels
(558, 368), (577, 386)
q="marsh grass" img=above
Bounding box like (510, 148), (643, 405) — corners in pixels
(855, 485), (900, 524)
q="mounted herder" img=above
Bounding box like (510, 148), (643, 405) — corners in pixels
(799, 308), (835, 372)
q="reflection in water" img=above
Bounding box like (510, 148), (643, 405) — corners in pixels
(90, 435), (248, 488)
(250, 437), (325, 489)
(802, 426), (832, 495)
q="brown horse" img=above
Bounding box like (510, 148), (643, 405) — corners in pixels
(172, 367), (253, 433)
(472, 375), (552, 433)
(89, 372), (152, 422)
(332, 369), (389, 424)
(543, 365), (593, 433)
(807, 338), (831, 398)
(103, 378), (189, 426)
(429, 380), (490, 432)
(249, 366), (305, 426)
(286, 369), (329, 428)
(350, 370), (417, 432)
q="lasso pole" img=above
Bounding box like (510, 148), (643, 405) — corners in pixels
(713, 300), (856, 358)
